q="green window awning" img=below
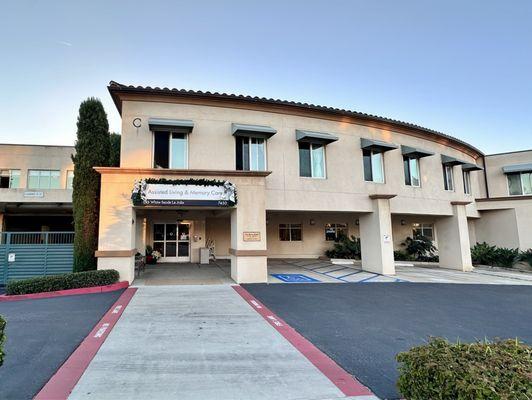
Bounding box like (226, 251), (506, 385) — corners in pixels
(232, 123), (277, 138)
(296, 130), (339, 144)
(401, 145), (434, 159)
(361, 138), (398, 152)
(502, 163), (532, 174)
(441, 155), (467, 166)
(462, 163), (484, 171)
(148, 118), (194, 132)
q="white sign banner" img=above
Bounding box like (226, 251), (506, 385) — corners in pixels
(135, 182), (236, 207)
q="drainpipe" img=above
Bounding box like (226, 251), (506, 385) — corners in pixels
(482, 155), (490, 199)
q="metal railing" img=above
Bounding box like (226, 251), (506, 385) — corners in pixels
(0, 231), (75, 245)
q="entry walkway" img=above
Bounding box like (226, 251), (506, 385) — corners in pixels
(69, 286), (369, 400)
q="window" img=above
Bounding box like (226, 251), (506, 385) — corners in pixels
(403, 157), (420, 187)
(325, 223), (348, 241)
(443, 165), (454, 191)
(463, 170), (471, 195)
(507, 172), (532, 196)
(298, 142), (325, 178)
(0, 169), (20, 188)
(279, 223), (302, 241)
(153, 131), (188, 169)
(236, 136), (266, 171)
(363, 149), (384, 183)
(66, 170), (74, 189)
(28, 170), (60, 189)
(412, 223), (434, 240)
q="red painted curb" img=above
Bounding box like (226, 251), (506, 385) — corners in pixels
(34, 287), (137, 400)
(0, 281), (129, 302)
(232, 285), (374, 397)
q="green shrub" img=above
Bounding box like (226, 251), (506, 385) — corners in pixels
(6, 269), (119, 296)
(394, 250), (415, 261)
(397, 338), (532, 400)
(492, 247), (519, 268)
(518, 249), (532, 267)
(471, 242), (497, 265)
(0, 315), (5, 367)
(402, 236), (437, 260)
(325, 235), (361, 259)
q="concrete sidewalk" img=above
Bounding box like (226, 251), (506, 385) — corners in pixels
(69, 285), (368, 400)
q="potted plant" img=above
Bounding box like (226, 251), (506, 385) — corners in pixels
(145, 245), (161, 265)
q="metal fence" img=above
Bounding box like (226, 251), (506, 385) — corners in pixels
(0, 232), (74, 285)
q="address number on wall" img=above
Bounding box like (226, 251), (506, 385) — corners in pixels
(243, 232), (261, 242)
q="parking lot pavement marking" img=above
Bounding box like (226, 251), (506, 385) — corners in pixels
(34, 287), (137, 400)
(233, 285), (375, 398)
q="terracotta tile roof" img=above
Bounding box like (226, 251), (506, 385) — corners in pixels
(108, 81), (483, 156)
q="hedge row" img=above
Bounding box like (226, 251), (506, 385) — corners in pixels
(0, 315), (5, 367)
(471, 242), (532, 268)
(5, 270), (120, 296)
(397, 338), (532, 400)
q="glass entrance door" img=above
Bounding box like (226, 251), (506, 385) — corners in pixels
(153, 223), (191, 262)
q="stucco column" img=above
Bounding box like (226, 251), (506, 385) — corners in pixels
(359, 194), (396, 275)
(229, 183), (268, 283)
(95, 173), (136, 283)
(436, 202), (473, 271)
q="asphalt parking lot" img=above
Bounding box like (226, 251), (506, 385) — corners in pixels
(0, 290), (124, 400)
(243, 283), (532, 400)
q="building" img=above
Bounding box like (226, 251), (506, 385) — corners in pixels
(2, 83), (530, 284)
(0, 144), (74, 233)
(91, 81), (532, 284)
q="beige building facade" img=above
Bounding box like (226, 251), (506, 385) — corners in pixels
(0, 144), (74, 233)
(92, 82), (532, 283)
(2, 82), (531, 284)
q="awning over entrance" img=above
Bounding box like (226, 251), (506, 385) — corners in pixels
(502, 163), (532, 174)
(296, 130), (339, 144)
(361, 138), (398, 152)
(441, 155), (467, 166)
(401, 145), (434, 159)
(232, 123), (277, 138)
(148, 118), (194, 132)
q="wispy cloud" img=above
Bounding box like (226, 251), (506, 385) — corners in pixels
(57, 40), (73, 47)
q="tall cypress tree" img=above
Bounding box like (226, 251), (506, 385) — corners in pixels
(72, 98), (110, 272)
(109, 132), (121, 167)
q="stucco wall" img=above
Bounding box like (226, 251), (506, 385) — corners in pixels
(484, 150), (532, 198)
(119, 100), (483, 218)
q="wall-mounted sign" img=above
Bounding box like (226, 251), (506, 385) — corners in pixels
(383, 234), (391, 243)
(8, 253), (15, 262)
(243, 231), (261, 242)
(23, 191), (44, 198)
(132, 178), (236, 207)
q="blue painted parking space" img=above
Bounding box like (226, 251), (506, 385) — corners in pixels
(271, 274), (320, 283)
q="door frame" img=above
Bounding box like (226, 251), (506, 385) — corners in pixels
(151, 220), (191, 263)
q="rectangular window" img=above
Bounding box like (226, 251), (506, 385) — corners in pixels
(363, 149), (384, 183)
(463, 170), (471, 195)
(153, 131), (188, 169)
(403, 157), (420, 187)
(66, 170), (74, 189)
(507, 172), (532, 196)
(279, 223), (302, 241)
(325, 223), (348, 241)
(27, 170), (61, 189)
(236, 136), (266, 171)
(443, 165), (454, 191)
(0, 169), (20, 188)
(299, 143), (325, 178)
(412, 223), (434, 240)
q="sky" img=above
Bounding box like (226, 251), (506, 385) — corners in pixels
(0, 1), (531, 154)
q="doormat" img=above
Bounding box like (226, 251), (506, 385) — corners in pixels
(271, 274), (320, 283)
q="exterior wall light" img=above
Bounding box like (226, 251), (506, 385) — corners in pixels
(355, 219), (359, 226)
(401, 219), (406, 225)
(309, 219), (315, 225)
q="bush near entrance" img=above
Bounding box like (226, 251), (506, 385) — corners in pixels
(0, 315), (5, 367)
(325, 235), (361, 259)
(5, 270), (119, 295)
(397, 338), (532, 400)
